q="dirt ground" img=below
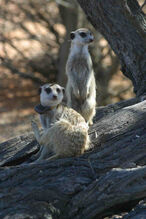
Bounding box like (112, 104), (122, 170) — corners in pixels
(0, 70), (40, 143)
(0, 68), (134, 143)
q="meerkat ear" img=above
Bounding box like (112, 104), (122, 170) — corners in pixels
(70, 32), (75, 40)
(38, 87), (42, 94)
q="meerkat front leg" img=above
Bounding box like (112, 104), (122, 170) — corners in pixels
(32, 121), (49, 145)
(81, 77), (91, 99)
(35, 145), (52, 162)
(69, 75), (80, 99)
(31, 120), (41, 143)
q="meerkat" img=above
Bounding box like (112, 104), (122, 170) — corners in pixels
(66, 28), (96, 125)
(32, 83), (90, 162)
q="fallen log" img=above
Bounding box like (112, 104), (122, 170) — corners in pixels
(122, 199), (146, 219)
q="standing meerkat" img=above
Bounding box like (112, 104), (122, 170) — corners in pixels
(66, 28), (96, 125)
(32, 83), (90, 162)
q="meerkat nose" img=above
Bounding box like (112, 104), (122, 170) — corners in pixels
(53, 95), (57, 100)
(90, 37), (94, 42)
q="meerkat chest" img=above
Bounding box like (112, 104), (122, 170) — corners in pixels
(40, 111), (57, 129)
(70, 56), (90, 78)
(40, 106), (64, 129)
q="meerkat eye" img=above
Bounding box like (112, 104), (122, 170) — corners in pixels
(79, 32), (86, 38)
(56, 88), (61, 93)
(45, 87), (51, 94)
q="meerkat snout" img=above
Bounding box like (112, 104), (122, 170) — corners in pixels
(53, 95), (57, 100)
(89, 35), (94, 42)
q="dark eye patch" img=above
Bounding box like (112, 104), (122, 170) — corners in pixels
(56, 88), (61, 93)
(45, 87), (51, 94)
(62, 88), (65, 94)
(79, 32), (86, 38)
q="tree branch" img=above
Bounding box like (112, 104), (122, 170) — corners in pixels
(0, 56), (44, 84)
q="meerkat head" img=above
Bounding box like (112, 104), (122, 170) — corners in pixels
(39, 83), (65, 107)
(70, 28), (94, 46)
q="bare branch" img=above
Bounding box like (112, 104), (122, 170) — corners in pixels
(0, 56), (44, 84)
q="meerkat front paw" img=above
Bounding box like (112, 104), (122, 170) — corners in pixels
(31, 120), (41, 142)
(88, 120), (93, 126)
(81, 87), (88, 100)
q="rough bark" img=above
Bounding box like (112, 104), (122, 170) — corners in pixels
(0, 98), (146, 218)
(122, 199), (146, 219)
(77, 0), (146, 96)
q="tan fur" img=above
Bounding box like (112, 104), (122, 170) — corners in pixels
(66, 28), (96, 125)
(32, 84), (90, 162)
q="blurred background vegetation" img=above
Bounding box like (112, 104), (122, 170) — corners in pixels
(0, 0), (145, 142)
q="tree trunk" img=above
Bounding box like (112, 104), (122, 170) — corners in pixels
(57, 1), (78, 86)
(0, 98), (146, 218)
(77, 0), (146, 96)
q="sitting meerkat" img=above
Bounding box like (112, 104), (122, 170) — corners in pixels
(32, 83), (90, 162)
(66, 28), (96, 125)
